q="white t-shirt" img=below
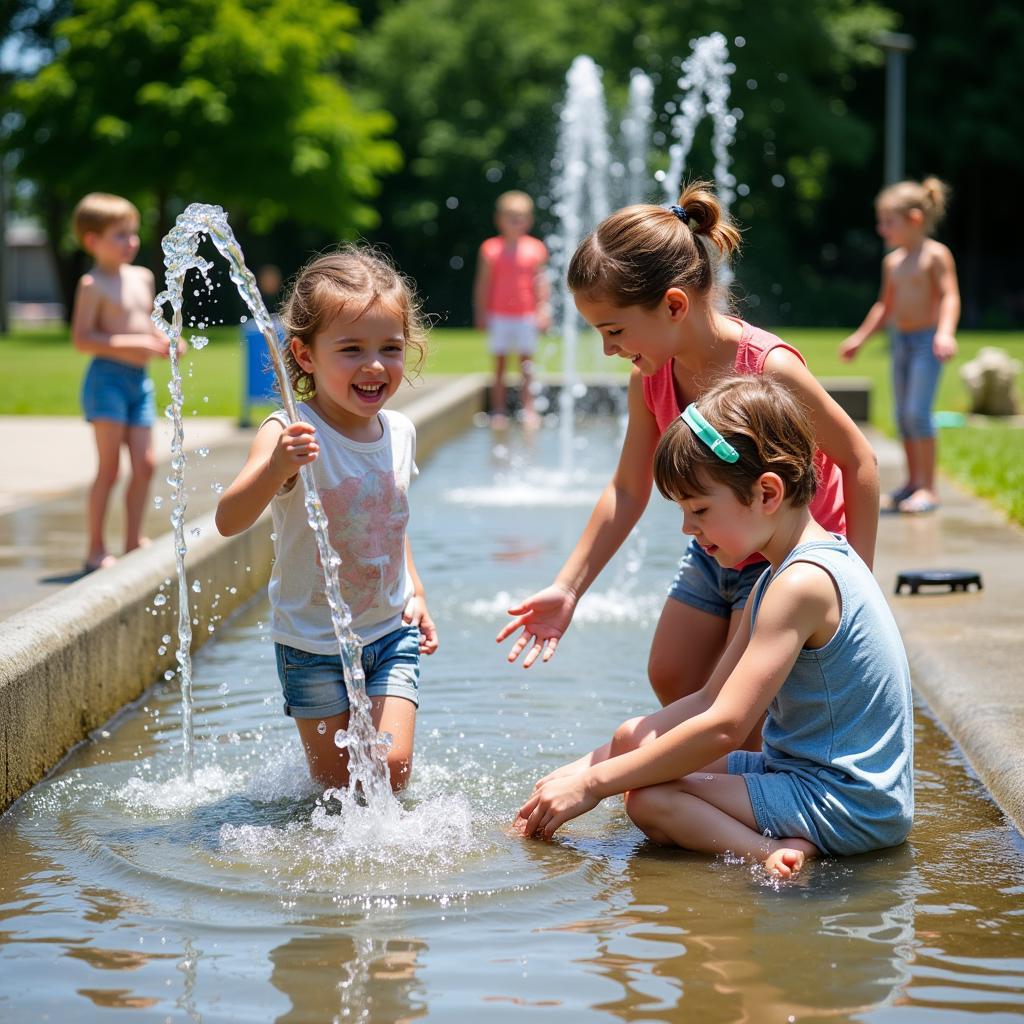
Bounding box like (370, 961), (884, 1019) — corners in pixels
(266, 404), (418, 652)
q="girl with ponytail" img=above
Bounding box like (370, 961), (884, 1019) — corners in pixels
(498, 182), (879, 752)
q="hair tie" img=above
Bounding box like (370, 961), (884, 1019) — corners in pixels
(670, 204), (690, 224)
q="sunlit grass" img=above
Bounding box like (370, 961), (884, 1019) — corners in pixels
(3, 322), (1021, 523)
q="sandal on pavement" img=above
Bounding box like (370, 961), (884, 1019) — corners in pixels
(897, 493), (940, 514)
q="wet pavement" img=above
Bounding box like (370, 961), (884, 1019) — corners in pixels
(0, 378), (449, 618)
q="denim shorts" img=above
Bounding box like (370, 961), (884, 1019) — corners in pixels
(274, 624), (421, 719)
(81, 358), (156, 427)
(667, 537), (769, 619)
(891, 328), (942, 440)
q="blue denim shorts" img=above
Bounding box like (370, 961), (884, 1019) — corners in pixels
(274, 624), (421, 719)
(81, 358), (156, 427)
(891, 328), (942, 440)
(667, 537), (769, 619)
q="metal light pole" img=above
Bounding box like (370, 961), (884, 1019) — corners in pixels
(874, 31), (915, 185)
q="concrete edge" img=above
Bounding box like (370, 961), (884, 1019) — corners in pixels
(0, 375), (488, 811)
(898, 621), (1024, 835)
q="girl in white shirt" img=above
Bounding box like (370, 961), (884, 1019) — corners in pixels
(216, 248), (437, 792)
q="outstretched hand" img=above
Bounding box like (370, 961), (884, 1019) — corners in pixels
(515, 771), (600, 839)
(495, 584), (577, 668)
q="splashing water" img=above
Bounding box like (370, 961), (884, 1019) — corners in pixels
(151, 204), (392, 808)
(548, 56), (612, 474)
(622, 70), (654, 205)
(661, 33), (738, 211)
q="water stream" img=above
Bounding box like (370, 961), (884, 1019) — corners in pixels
(151, 204), (391, 806)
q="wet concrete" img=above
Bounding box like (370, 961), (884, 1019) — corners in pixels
(871, 431), (1024, 833)
(0, 378), (455, 619)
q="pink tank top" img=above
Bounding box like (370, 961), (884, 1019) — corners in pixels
(480, 235), (548, 315)
(642, 319), (846, 569)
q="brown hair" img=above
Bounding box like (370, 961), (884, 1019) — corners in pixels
(279, 246), (429, 399)
(653, 375), (818, 508)
(876, 176), (950, 233)
(566, 180), (741, 308)
(71, 192), (140, 247)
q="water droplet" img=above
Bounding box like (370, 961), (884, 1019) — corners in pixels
(317, 720), (327, 735)
(191, 580), (202, 593)
(164, 670), (175, 680)
(153, 495), (163, 508)
(153, 594), (167, 607)
(334, 730), (350, 749)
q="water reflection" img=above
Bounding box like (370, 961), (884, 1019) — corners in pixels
(269, 930), (427, 1023)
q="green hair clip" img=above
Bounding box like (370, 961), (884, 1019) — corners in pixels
(680, 403), (740, 463)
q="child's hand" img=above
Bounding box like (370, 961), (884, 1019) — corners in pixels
(148, 336), (176, 358)
(404, 595), (439, 654)
(270, 421), (318, 479)
(496, 583), (577, 667)
(838, 335), (862, 362)
(514, 772), (600, 839)
(933, 332), (958, 361)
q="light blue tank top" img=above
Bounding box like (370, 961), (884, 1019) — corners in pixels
(748, 536), (915, 854)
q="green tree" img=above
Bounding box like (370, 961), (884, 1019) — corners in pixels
(7, 0), (400, 314)
(356, 0), (894, 325)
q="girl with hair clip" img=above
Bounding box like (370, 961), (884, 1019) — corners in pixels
(840, 176), (960, 514)
(216, 248), (438, 792)
(497, 183), (879, 750)
(516, 376), (914, 878)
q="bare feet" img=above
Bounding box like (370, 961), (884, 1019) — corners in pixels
(126, 536), (153, 553)
(764, 846), (808, 879)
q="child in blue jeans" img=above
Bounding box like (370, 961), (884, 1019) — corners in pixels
(840, 177), (961, 514)
(517, 376), (914, 878)
(71, 192), (181, 572)
(215, 248), (438, 792)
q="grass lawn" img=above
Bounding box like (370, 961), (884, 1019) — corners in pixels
(3, 322), (1022, 523)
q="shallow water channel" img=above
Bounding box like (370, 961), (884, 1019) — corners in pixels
(2, 419), (1024, 1022)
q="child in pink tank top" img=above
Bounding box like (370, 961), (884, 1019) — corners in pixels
(473, 191), (551, 427)
(497, 183), (878, 752)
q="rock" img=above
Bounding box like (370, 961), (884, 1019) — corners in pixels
(960, 346), (1022, 416)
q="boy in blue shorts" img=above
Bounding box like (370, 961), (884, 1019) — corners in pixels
(71, 193), (179, 572)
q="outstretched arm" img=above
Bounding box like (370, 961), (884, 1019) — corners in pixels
(517, 564), (833, 838)
(496, 369), (659, 666)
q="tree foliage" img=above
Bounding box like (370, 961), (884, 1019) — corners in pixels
(355, 0), (894, 324)
(7, 0), (400, 310)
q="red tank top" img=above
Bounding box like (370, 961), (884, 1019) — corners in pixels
(642, 319), (846, 569)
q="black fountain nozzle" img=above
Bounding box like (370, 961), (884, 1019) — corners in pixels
(895, 569), (983, 596)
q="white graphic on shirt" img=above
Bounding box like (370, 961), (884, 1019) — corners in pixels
(311, 468), (409, 617)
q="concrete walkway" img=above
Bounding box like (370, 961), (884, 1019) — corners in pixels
(0, 401), (1021, 833)
(0, 378), (450, 618)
